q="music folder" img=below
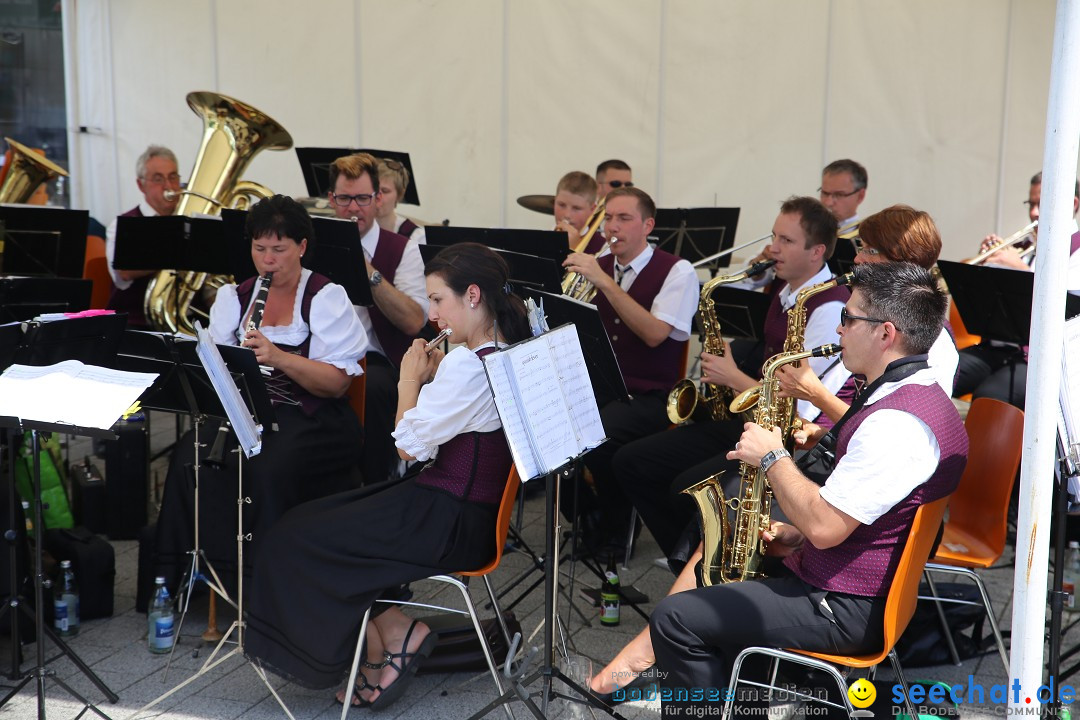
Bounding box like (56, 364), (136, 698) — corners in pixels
(296, 147), (420, 206)
(0, 204), (90, 278)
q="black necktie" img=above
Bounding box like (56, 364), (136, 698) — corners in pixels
(615, 265), (626, 287)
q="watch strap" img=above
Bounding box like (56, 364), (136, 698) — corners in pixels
(760, 448), (791, 474)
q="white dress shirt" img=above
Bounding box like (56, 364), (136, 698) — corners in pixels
(820, 367), (943, 525)
(354, 220), (429, 358)
(612, 244), (699, 341)
(392, 342), (505, 461)
(210, 268), (367, 376)
(105, 200), (156, 290)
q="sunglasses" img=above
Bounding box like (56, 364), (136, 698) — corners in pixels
(608, 180), (634, 189)
(840, 307), (889, 328)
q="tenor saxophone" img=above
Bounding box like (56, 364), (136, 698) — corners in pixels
(683, 343), (842, 586)
(666, 259), (776, 424)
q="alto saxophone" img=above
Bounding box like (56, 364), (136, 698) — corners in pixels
(667, 259), (776, 424)
(729, 271), (854, 445)
(683, 343), (842, 586)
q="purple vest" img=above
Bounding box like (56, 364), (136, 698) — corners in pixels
(369, 228), (414, 367)
(584, 232), (608, 255)
(413, 347), (513, 504)
(106, 205), (151, 328)
(236, 272), (334, 416)
(593, 250), (687, 395)
(761, 272), (850, 361)
(785, 381), (967, 596)
(1071, 230), (1080, 255)
(398, 218), (419, 240)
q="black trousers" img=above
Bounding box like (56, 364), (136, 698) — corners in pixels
(953, 343), (1026, 409)
(614, 419), (742, 559)
(563, 391), (670, 542)
(361, 352), (399, 485)
(650, 571), (884, 718)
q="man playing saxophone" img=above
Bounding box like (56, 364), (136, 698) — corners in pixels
(649, 262), (967, 718)
(609, 197), (845, 564)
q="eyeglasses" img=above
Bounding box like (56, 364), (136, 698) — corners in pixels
(381, 159), (404, 171)
(143, 173), (181, 186)
(857, 246), (882, 256)
(608, 180), (634, 189)
(331, 192), (378, 207)
(840, 307), (893, 329)
(1023, 199), (1040, 209)
(818, 187), (861, 201)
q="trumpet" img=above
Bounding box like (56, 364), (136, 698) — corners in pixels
(563, 197), (607, 253)
(966, 220), (1038, 265)
(562, 236), (616, 303)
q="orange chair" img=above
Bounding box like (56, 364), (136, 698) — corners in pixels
(340, 467), (522, 720)
(920, 397), (1023, 673)
(949, 299), (980, 351)
(82, 235), (113, 309)
(723, 495), (950, 720)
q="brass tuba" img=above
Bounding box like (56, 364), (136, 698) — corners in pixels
(0, 138), (69, 266)
(144, 91), (293, 335)
(729, 271), (854, 441)
(667, 258), (776, 424)
(683, 343), (841, 586)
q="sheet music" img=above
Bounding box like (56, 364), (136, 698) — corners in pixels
(0, 360), (157, 430)
(483, 324), (606, 481)
(195, 323), (263, 458)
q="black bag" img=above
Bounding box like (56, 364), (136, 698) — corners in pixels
(895, 581), (987, 667)
(416, 610), (522, 674)
(43, 526), (115, 620)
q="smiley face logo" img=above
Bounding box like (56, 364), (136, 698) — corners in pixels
(848, 678), (876, 709)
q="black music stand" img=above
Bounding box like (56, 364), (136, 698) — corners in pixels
(0, 317), (133, 718)
(828, 233), (858, 276)
(419, 245), (564, 295)
(426, 226), (571, 265)
(114, 215), (232, 276)
(0, 205), (89, 278)
(0, 277), (91, 323)
(296, 147), (420, 206)
(710, 286), (773, 342)
(652, 207), (740, 276)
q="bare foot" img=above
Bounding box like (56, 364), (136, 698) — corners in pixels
(589, 629), (655, 694)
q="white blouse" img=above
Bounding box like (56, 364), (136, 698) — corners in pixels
(392, 342), (504, 462)
(208, 268), (368, 376)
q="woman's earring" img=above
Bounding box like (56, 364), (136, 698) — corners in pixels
(470, 302), (476, 309)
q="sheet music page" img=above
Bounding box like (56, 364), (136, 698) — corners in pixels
(545, 324), (606, 451)
(483, 356), (543, 481)
(0, 360), (157, 429)
(504, 337), (579, 474)
(195, 323), (263, 458)
(1061, 316), (1080, 448)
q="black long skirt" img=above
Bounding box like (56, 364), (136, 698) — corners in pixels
(243, 479), (499, 689)
(153, 400), (362, 593)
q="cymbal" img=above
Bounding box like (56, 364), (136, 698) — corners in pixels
(517, 194), (555, 215)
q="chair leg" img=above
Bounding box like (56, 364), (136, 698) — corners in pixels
(482, 575), (515, 661)
(440, 575), (514, 720)
(923, 570), (963, 665)
(624, 507), (637, 568)
(926, 563), (1010, 674)
(341, 606), (374, 720)
(888, 649), (920, 720)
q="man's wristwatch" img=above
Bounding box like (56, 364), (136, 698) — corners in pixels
(760, 448), (791, 474)
(369, 270), (383, 287)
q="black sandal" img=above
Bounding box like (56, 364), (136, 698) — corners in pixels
(368, 620), (438, 712)
(337, 671), (379, 708)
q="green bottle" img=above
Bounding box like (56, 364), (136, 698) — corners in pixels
(600, 554), (620, 626)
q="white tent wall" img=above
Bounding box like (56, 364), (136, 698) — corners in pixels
(63, 0), (1069, 262)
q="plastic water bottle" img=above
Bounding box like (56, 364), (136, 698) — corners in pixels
(1065, 541), (1080, 614)
(147, 577), (175, 653)
(54, 560), (79, 636)
(600, 554), (621, 627)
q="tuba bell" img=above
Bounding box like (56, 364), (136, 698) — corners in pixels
(0, 138), (69, 268)
(144, 91), (293, 335)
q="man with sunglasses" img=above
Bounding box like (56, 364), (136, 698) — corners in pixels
(105, 144), (181, 328)
(650, 262), (966, 719)
(819, 159), (868, 228)
(596, 159), (634, 198)
(329, 152), (428, 484)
